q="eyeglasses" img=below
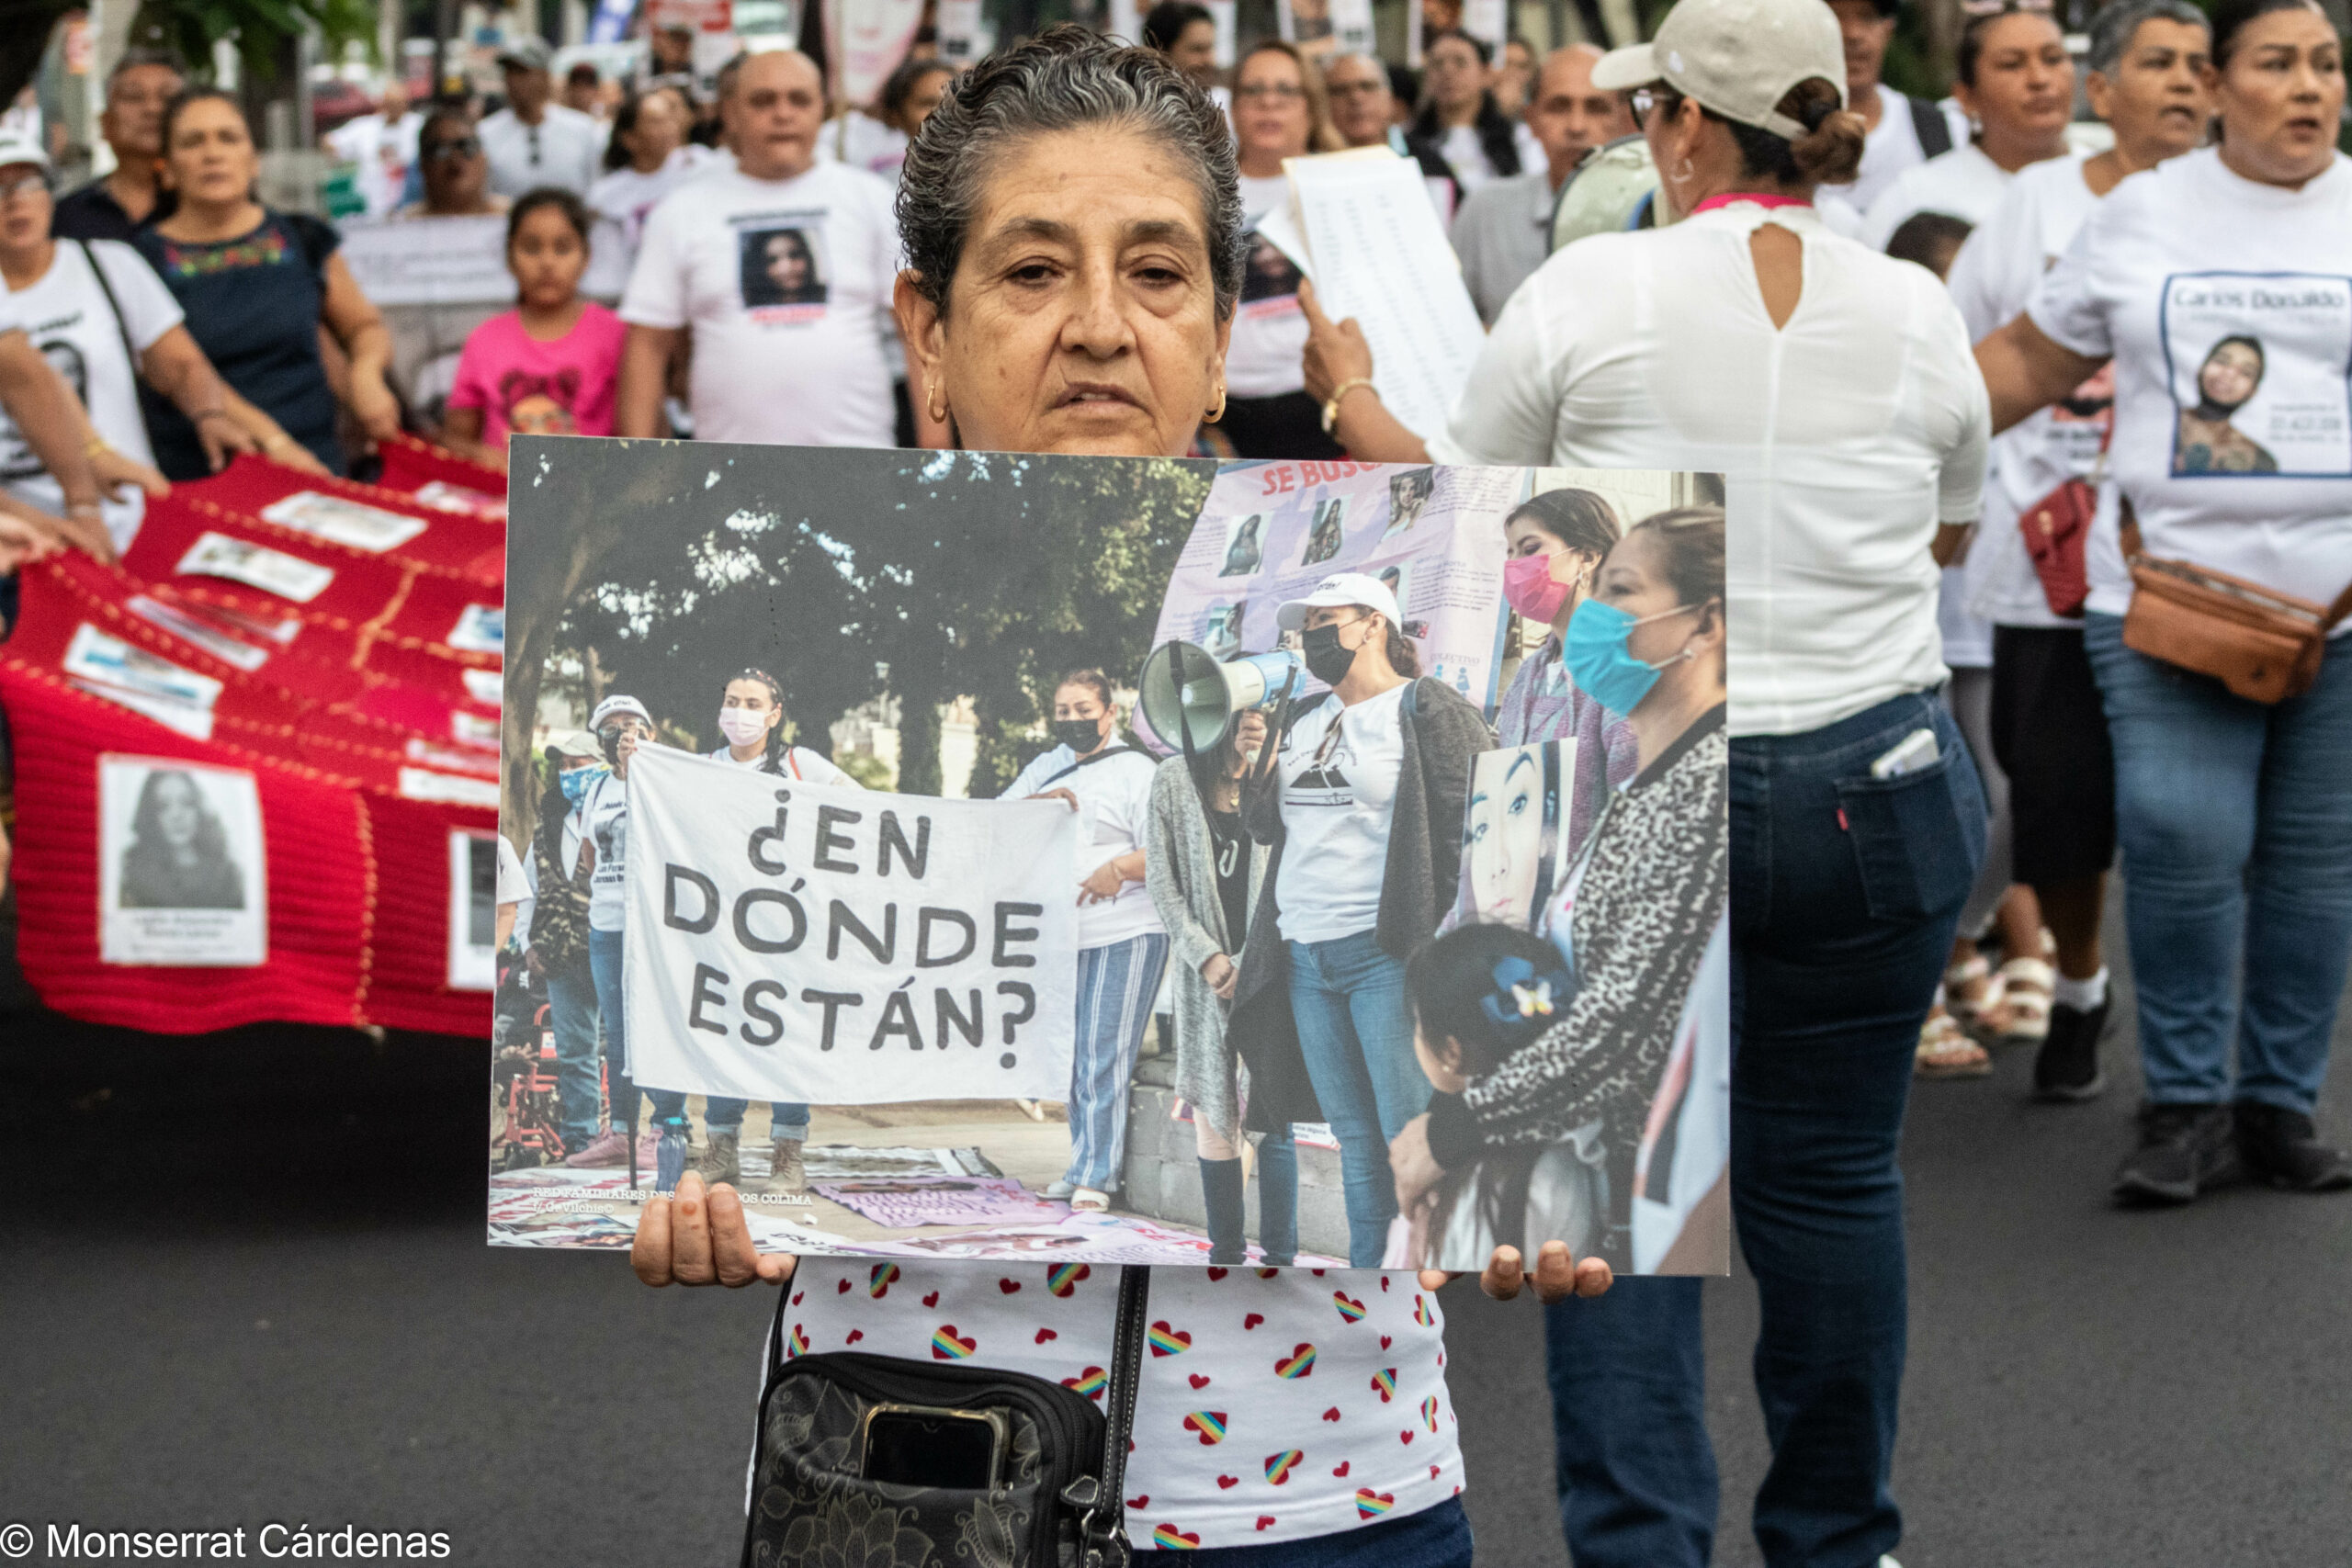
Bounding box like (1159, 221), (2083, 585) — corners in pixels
(1958, 0), (2054, 16)
(1328, 79), (1386, 98)
(422, 136), (481, 161)
(0, 172), (50, 202)
(1235, 83), (1306, 101)
(1628, 86), (1684, 121)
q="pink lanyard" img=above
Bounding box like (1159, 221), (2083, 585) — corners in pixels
(1688, 192), (1813, 216)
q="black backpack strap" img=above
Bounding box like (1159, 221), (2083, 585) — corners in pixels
(77, 240), (149, 391)
(1909, 93), (1954, 160)
(1072, 1265), (1151, 1567)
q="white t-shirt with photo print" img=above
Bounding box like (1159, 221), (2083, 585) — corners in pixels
(620, 159), (899, 448)
(2029, 148), (2352, 626)
(1274, 684), (1406, 945)
(0, 239), (181, 551)
(772, 1262), (1463, 1551)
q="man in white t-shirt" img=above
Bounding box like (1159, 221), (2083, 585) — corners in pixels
(0, 135), (254, 553)
(326, 81), (424, 220)
(1449, 45), (1634, 325)
(1814, 0), (1968, 230)
(616, 49), (910, 449)
(479, 39), (605, 198)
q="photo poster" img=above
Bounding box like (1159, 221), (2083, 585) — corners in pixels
(447, 829), (498, 992)
(2160, 271), (2352, 478)
(1458, 739), (1573, 931)
(97, 755), (267, 966)
(492, 437), (1723, 1276)
(1279, 0), (1375, 57)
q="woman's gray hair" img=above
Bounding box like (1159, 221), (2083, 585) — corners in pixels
(896, 25), (1245, 321)
(2086, 0), (2210, 76)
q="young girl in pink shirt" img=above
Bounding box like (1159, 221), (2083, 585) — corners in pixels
(442, 188), (625, 471)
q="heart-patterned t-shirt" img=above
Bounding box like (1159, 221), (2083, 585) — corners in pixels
(767, 1261), (1463, 1549)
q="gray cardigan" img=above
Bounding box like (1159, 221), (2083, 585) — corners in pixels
(1226, 677), (1495, 1131)
(1143, 757), (1269, 1147)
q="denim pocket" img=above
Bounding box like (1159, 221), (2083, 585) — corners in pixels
(1832, 752), (1982, 923)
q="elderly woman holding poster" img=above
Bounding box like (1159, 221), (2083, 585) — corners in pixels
(629, 29), (1606, 1567)
(1301, 0), (1990, 1556)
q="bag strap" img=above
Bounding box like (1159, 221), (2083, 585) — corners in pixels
(1909, 93), (1954, 160)
(77, 240), (149, 394)
(1071, 1264), (1151, 1567)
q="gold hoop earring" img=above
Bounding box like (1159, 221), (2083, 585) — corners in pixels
(1206, 385), (1227, 423)
(927, 389), (946, 424)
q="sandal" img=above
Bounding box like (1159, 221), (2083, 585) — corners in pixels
(1917, 1005), (1992, 1078)
(1987, 934), (2055, 1046)
(1070, 1188), (1113, 1213)
(1942, 950), (2006, 1033)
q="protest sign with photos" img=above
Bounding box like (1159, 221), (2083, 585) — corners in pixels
(494, 437), (1726, 1273)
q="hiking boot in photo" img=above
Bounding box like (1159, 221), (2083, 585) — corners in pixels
(2111, 1102), (2237, 1206)
(2233, 1102), (2352, 1193)
(688, 1128), (741, 1187)
(2033, 1000), (2109, 1102)
(765, 1137), (807, 1194)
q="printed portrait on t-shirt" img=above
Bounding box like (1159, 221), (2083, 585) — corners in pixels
(1219, 513), (1264, 576)
(740, 223), (831, 310)
(1385, 468), (1434, 536)
(98, 756), (267, 966)
(499, 367), (585, 439)
(0, 332), (88, 482)
(2162, 272), (2352, 478)
(1300, 496), (1346, 566)
(1239, 233), (1304, 318)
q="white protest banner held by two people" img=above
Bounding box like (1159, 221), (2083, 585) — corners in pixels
(622, 747), (1082, 1105)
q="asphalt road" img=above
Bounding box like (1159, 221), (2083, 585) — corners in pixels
(3, 940), (2346, 1567)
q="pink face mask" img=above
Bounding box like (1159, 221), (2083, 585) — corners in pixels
(1503, 551), (1577, 624)
(718, 708), (772, 748)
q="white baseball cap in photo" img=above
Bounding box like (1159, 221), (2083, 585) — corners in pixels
(0, 134), (51, 176)
(1589, 0), (1847, 140)
(545, 728), (602, 760)
(1276, 570), (1405, 634)
(589, 694), (651, 731)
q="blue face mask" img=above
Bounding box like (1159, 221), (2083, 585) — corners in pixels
(559, 763), (608, 806)
(1560, 599), (1696, 717)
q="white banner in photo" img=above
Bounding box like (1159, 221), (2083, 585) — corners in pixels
(341, 213), (632, 305)
(174, 532), (334, 604)
(1462, 739), (1576, 930)
(258, 491), (429, 553)
(98, 755), (267, 966)
(2162, 271), (2352, 478)
(64, 624), (222, 742)
(448, 829), (499, 991)
(624, 748), (1082, 1104)
(1151, 459), (1522, 717)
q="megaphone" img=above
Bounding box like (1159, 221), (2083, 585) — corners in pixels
(1547, 133), (1666, 257)
(1138, 641), (1304, 754)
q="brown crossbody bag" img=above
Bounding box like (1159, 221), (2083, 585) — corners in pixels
(2119, 498), (2352, 704)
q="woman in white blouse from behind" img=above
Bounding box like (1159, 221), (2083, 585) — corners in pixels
(1303, 0), (1989, 1557)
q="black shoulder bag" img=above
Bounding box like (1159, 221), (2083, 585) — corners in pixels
(742, 1266), (1152, 1568)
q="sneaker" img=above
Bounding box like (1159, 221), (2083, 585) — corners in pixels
(688, 1128), (741, 1186)
(633, 1126), (662, 1176)
(766, 1138), (808, 1193)
(2032, 1000), (2109, 1101)
(2110, 1102), (2237, 1205)
(2233, 1102), (2352, 1192)
(1042, 1179), (1078, 1201)
(563, 1129), (628, 1168)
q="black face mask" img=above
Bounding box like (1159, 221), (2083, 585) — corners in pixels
(1301, 622), (1361, 687)
(1052, 717), (1104, 754)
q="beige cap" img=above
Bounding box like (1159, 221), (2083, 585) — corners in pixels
(1590, 0), (1846, 141)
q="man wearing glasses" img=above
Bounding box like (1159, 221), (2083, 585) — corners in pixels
(51, 50), (184, 242)
(390, 108), (509, 220)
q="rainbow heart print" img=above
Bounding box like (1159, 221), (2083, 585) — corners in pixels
(1274, 1343), (1317, 1379)
(1263, 1450), (1302, 1485)
(1182, 1411), (1228, 1445)
(1152, 1525), (1201, 1549)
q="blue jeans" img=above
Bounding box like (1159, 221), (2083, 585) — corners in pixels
(1189, 1495), (1470, 1565)
(1287, 930), (1431, 1266)
(1543, 1280), (1716, 1568)
(545, 962), (603, 1147)
(1730, 691), (1983, 1567)
(704, 1100), (811, 1139)
(1067, 932), (1171, 1190)
(2084, 613), (2352, 1113)
(588, 927), (684, 1130)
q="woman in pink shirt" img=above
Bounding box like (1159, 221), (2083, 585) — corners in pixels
(441, 188), (625, 471)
